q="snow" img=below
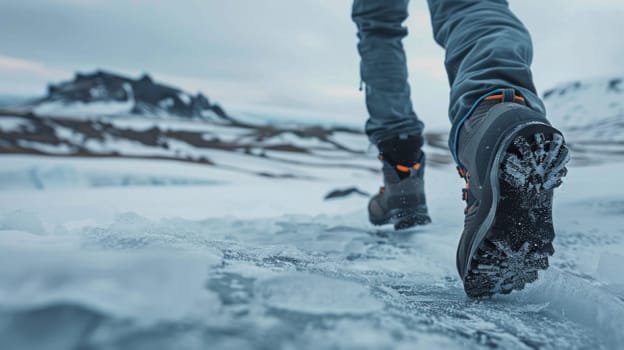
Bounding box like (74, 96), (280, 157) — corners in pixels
(200, 109), (224, 120)
(0, 155), (364, 220)
(0, 116), (31, 132)
(16, 140), (74, 154)
(158, 97), (174, 109)
(0, 164), (220, 190)
(107, 117), (231, 132)
(178, 92), (191, 105)
(0, 145), (623, 348)
(87, 136), (166, 156)
(544, 77), (623, 131)
(33, 100), (134, 118)
(544, 77), (624, 149)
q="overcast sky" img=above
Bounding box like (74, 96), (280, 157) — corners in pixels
(1, 0), (623, 128)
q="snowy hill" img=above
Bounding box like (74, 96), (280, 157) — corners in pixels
(0, 109), (454, 182)
(0, 110), (383, 180)
(0, 69), (454, 180)
(543, 77), (624, 164)
(543, 77), (623, 133)
(20, 70), (234, 122)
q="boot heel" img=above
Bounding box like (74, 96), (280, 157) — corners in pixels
(464, 130), (570, 297)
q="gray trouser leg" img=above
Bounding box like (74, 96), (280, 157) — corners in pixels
(352, 0), (424, 145)
(427, 0), (545, 127)
(353, 0), (544, 147)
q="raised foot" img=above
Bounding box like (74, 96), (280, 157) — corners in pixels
(464, 131), (570, 298)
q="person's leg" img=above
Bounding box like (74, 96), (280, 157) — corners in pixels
(352, 0), (424, 145)
(427, 0), (570, 297)
(427, 0), (545, 156)
(352, 0), (431, 229)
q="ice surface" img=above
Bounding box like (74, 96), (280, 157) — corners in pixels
(516, 268), (624, 347)
(256, 273), (383, 315)
(596, 252), (624, 285)
(0, 243), (222, 322)
(0, 155), (623, 349)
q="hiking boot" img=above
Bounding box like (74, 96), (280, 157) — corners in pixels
(452, 89), (570, 298)
(368, 135), (432, 230)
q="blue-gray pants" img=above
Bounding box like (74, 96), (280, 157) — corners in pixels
(352, 0), (546, 145)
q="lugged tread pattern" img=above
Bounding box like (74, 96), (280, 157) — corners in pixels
(464, 132), (570, 298)
(392, 212), (432, 230)
(370, 208), (431, 230)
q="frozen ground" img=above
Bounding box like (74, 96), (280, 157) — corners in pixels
(1, 154), (623, 350)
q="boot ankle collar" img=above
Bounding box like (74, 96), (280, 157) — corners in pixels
(450, 88), (525, 168)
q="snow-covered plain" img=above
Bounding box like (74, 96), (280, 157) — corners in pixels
(1, 75), (623, 349)
(1, 150), (623, 349)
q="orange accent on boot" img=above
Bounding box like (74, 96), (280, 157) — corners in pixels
(484, 94), (525, 103)
(462, 182), (470, 201)
(396, 164), (410, 173)
(396, 163), (421, 173)
(457, 167), (466, 178)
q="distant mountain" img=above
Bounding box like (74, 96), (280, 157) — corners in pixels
(19, 70), (234, 122)
(544, 77), (623, 139)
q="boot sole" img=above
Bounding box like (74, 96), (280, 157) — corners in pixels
(370, 208), (431, 230)
(464, 124), (570, 298)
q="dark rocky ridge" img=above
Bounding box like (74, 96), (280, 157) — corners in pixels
(33, 70), (234, 121)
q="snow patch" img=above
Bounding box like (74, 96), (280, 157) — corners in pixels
(33, 100), (134, 118)
(158, 97), (174, 109)
(0, 116), (31, 132)
(178, 92), (191, 105)
(16, 140), (74, 154)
